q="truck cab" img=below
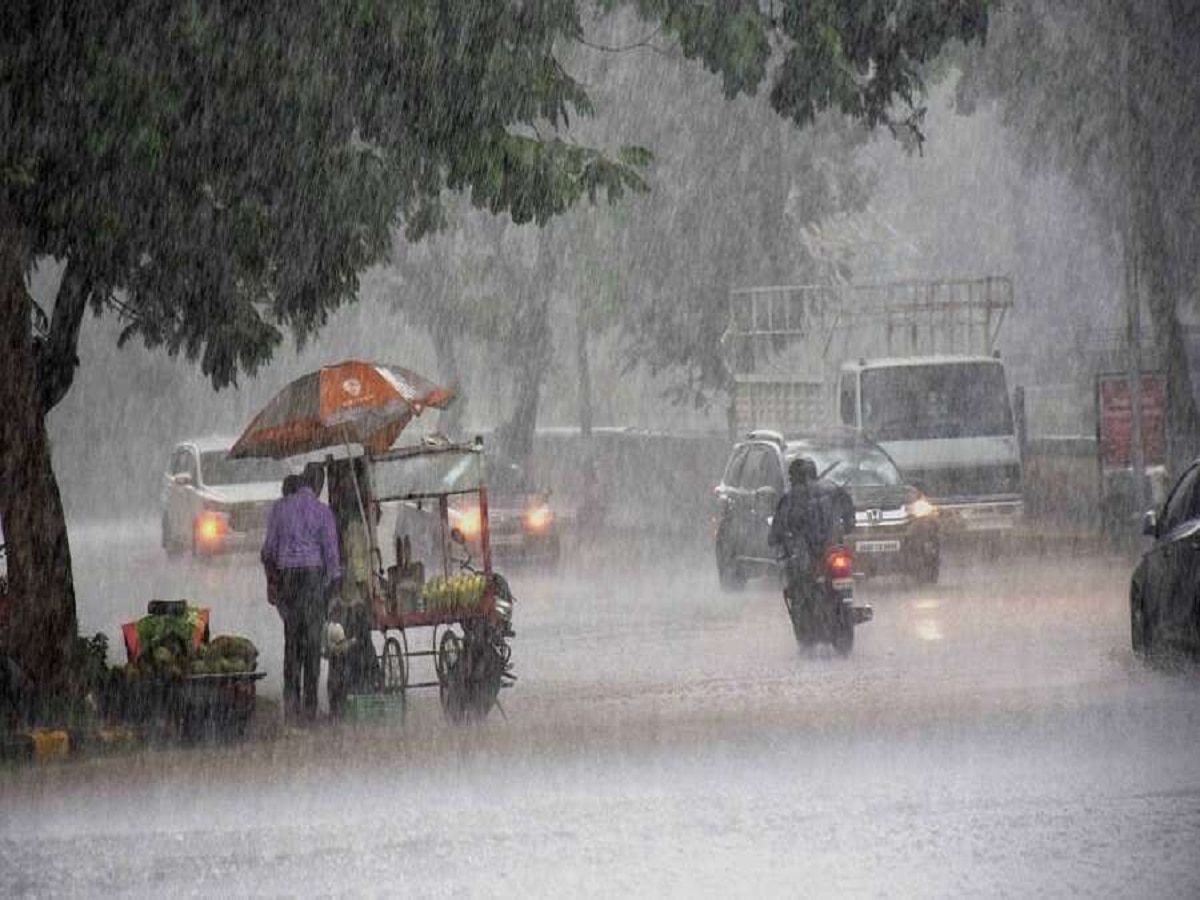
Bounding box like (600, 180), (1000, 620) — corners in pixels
(836, 356), (1024, 533)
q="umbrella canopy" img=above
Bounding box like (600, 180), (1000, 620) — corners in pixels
(230, 360), (455, 459)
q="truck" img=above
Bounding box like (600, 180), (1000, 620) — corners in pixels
(723, 277), (1024, 534)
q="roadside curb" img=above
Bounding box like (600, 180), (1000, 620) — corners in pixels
(1, 699), (283, 766)
(1, 725), (144, 765)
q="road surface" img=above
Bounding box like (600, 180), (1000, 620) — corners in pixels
(2, 521), (1198, 897)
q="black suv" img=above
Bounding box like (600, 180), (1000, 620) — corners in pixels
(714, 429), (940, 589)
(1131, 457), (1200, 655)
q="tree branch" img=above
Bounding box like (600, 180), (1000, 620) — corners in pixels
(36, 260), (91, 412)
(577, 25), (667, 55)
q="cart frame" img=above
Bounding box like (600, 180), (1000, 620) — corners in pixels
(346, 438), (513, 721)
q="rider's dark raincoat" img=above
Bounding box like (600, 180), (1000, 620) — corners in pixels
(768, 483), (828, 569)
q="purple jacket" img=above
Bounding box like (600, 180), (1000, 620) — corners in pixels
(261, 487), (342, 582)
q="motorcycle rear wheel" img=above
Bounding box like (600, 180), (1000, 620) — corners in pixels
(833, 620), (855, 656)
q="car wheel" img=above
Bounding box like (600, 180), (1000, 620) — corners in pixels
(541, 536), (562, 572)
(717, 542), (747, 592)
(913, 553), (940, 585)
(1130, 584), (1150, 654)
(715, 525), (744, 595)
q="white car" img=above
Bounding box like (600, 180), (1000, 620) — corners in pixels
(161, 438), (292, 557)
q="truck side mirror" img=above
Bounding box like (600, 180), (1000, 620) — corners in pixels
(1142, 510), (1158, 538)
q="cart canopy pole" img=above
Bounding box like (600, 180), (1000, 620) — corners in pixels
(341, 427), (381, 577)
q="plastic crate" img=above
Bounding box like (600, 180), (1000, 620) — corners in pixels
(344, 692), (406, 725)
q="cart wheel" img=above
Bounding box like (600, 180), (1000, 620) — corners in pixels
(435, 628), (461, 685)
(382, 634), (408, 694)
(437, 630), (464, 720)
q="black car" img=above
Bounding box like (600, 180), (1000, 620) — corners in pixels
(1131, 458), (1200, 655)
(714, 429), (940, 590)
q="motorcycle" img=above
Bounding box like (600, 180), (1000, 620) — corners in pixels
(781, 543), (872, 655)
(435, 529), (517, 722)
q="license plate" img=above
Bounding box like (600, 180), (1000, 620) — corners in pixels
(856, 540), (901, 553)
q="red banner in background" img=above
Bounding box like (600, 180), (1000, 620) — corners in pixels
(1097, 372), (1166, 469)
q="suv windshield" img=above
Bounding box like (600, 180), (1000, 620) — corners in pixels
(861, 362), (1014, 441)
(200, 452), (290, 486)
(490, 462), (530, 494)
(795, 445), (902, 488)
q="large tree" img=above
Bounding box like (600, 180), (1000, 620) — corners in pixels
(2, 0), (989, 696)
(0, 0), (643, 695)
(957, 0), (1200, 475)
(381, 2), (994, 443)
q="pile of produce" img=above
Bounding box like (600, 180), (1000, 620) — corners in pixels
(190, 636), (258, 676)
(421, 574), (488, 613)
(125, 610), (203, 681)
(124, 606), (257, 680)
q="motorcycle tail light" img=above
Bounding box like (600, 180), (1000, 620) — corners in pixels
(826, 547), (853, 579)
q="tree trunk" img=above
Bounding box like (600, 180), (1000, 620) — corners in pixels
(432, 320), (465, 437)
(0, 223), (78, 700)
(502, 295), (552, 472)
(1140, 227), (1200, 478)
(575, 294), (600, 529)
(1127, 33), (1200, 479)
(576, 296), (593, 441)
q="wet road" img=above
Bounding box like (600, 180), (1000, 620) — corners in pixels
(2, 522), (1199, 896)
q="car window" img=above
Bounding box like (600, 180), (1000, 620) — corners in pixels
(723, 447), (748, 488)
(169, 450), (186, 475)
(760, 449), (785, 494)
(182, 451), (199, 482)
(839, 378), (857, 426)
(798, 446), (901, 487)
(738, 447), (767, 489)
(200, 452), (290, 486)
(1161, 465), (1200, 533)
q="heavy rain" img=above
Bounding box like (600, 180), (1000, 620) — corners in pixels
(2, 2), (1199, 896)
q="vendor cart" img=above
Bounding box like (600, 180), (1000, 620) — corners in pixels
(361, 438), (516, 722)
(228, 360), (510, 722)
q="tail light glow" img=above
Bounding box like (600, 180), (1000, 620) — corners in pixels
(826, 547), (853, 579)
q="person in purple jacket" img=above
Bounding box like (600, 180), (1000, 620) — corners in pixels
(261, 462), (341, 722)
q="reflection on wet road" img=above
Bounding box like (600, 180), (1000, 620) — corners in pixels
(2, 521), (1199, 896)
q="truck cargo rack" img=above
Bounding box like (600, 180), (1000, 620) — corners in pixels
(724, 277), (1013, 377)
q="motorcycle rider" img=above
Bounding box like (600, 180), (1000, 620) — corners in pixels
(813, 463), (856, 545)
(768, 457), (830, 603)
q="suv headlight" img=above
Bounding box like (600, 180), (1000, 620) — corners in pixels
(194, 510), (230, 545)
(907, 497), (937, 519)
(525, 504), (553, 533)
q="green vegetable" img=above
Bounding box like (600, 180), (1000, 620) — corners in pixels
(208, 635), (258, 665)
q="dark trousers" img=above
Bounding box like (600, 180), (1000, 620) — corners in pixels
(278, 567), (326, 720)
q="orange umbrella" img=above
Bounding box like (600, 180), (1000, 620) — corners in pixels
(229, 360), (455, 459)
